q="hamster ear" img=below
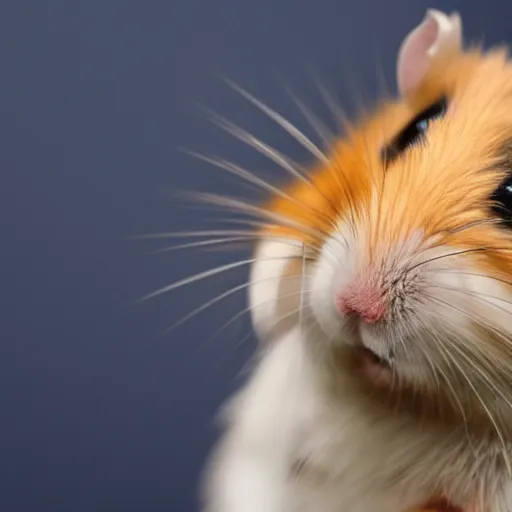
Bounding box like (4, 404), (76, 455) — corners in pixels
(397, 9), (462, 96)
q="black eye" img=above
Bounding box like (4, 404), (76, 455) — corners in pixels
(490, 176), (512, 225)
(381, 96), (448, 166)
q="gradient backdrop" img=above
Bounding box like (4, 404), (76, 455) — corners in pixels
(2, 1), (509, 510)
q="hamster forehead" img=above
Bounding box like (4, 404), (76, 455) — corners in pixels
(264, 49), (512, 277)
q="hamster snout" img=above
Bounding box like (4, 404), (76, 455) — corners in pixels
(336, 279), (387, 324)
(308, 202), (512, 409)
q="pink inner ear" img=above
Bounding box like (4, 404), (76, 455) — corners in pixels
(397, 17), (439, 96)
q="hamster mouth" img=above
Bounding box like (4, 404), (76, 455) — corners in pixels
(352, 345), (394, 389)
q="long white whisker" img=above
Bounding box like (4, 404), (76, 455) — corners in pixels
(312, 74), (352, 134)
(435, 333), (512, 476)
(408, 246), (512, 274)
(169, 270), (313, 333)
(430, 268), (512, 290)
(183, 152), (335, 226)
(222, 77), (330, 165)
(415, 316), (472, 443)
(130, 229), (317, 250)
(164, 216), (341, 269)
(212, 285), (318, 340)
(146, 236), (258, 254)
(299, 242), (306, 330)
(424, 294), (512, 435)
(427, 283), (512, 308)
(283, 84), (334, 149)
(187, 192), (330, 240)
(186, 150), (295, 196)
(194, 109), (315, 186)
(196, 217), (327, 244)
(131, 229), (261, 240)
(229, 303), (318, 358)
(432, 341), (470, 431)
(136, 255), (305, 303)
(425, 292), (512, 364)
(211, 217), (343, 265)
(444, 340), (512, 476)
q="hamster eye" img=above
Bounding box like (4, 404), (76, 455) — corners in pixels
(490, 176), (512, 225)
(381, 96), (448, 166)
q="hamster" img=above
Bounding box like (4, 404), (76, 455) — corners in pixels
(198, 9), (512, 512)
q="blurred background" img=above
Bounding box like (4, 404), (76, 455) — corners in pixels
(1, 1), (508, 510)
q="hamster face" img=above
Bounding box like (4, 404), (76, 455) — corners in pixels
(253, 48), (512, 431)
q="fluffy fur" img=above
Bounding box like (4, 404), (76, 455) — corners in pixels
(200, 9), (512, 512)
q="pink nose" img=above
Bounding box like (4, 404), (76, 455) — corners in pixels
(336, 282), (386, 324)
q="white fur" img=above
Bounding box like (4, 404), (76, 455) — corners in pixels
(249, 239), (302, 342)
(202, 324), (426, 512)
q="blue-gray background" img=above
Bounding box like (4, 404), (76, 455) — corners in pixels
(2, 1), (507, 510)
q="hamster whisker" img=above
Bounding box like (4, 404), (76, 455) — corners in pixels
(446, 217), (504, 236)
(299, 242), (307, 329)
(398, 318), (442, 418)
(186, 191), (331, 241)
(133, 231), (309, 246)
(433, 305), (507, 385)
(280, 84), (361, 235)
(196, 216), (326, 247)
(311, 74), (353, 135)
(222, 77), (330, 166)
(430, 330), (511, 474)
(394, 317), (413, 365)
(371, 44), (391, 102)
(307, 77), (363, 238)
(168, 274), (314, 334)
(183, 151), (336, 227)
(433, 335), (511, 473)
(425, 285), (512, 358)
(415, 333), (441, 392)
(425, 331), (472, 443)
(214, 289), (318, 342)
(131, 229), (325, 257)
(204, 204), (346, 261)
(140, 221), (319, 244)
(424, 289), (512, 361)
(136, 255), (309, 303)
(426, 283), (512, 309)
(203, 300), (317, 368)
(452, 336), (512, 401)
(424, 293), (512, 391)
(283, 84), (334, 149)
(189, 217), (342, 266)
(196, 108), (313, 183)
(144, 236), (269, 255)
(445, 341), (512, 467)
(196, 107), (342, 222)
(427, 268), (512, 290)
(130, 229), (267, 239)
(229, 308), (319, 362)
(407, 246), (512, 274)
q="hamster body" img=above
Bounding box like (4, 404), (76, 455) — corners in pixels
(200, 9), (512, 512)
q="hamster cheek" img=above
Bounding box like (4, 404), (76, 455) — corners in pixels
(309, 228), (353, 340)
(463, 265), (512, 333)
(426, 252), (512, 343)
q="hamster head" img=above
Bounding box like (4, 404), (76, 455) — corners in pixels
(249, 10), (512, 433)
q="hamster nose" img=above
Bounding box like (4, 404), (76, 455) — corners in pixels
(336, 282), (386, 324)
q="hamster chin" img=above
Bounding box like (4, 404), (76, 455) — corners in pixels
(308, 215), (512, 433)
